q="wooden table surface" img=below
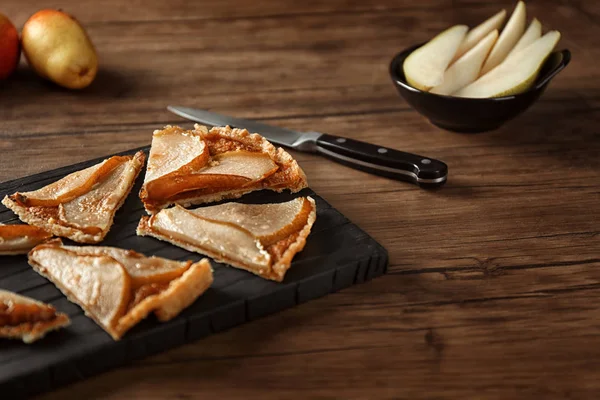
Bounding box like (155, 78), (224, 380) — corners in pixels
(1, 0), (599, 398)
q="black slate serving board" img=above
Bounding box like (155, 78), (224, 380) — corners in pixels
(0, 147), (388, 398)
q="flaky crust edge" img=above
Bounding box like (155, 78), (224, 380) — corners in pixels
(116, 259), (213, 337)
(271, 196), (317, 281)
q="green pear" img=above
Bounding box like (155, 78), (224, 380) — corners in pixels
(452, 9), (506, 63)
(431, 30), (498, 96)
(403, 25), (468, 91)
(480, 1), (527, 75)
(22, 9), (98, 89)
(455, 31), (561, 98)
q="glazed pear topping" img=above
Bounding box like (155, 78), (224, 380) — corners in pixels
(29, 247), (130, 329)
(145, 126), (209, 184)
(0, 225), (52, 253)
(14, 156), (128, 207)
(0, 299), (58, 327)
(59, 161), (136, 230)
(0, 289), (70, 344)
(190, 197), (312, 245)
(199, 151), (278, 181)
(150, 206), (271, 270)
(60, 245), (191, 287)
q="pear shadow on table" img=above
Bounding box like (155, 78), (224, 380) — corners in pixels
(0, 65), (135, 103)
(36, 301), (334, 400)
(83, 68), (135, 99)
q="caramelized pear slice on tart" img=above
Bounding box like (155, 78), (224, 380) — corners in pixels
(0, 289), (70, 343)
(0, 224), (52, 255)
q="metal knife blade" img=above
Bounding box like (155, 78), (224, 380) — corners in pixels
(167, 106), (320, 152)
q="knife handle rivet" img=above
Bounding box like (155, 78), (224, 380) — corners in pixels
(336, 138), (347, 143)
(377, 148), (388, 154)
(421, 159), (431, 164)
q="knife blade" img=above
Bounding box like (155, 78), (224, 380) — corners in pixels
(168, 105), (448, 187)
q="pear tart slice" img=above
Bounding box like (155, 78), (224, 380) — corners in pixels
(28, 239), (213, 340)
(0, 289), (70, 343)
(2, 151), (145, 244)
(139, 125), (308, 214)
(138, 197), (316, 282)
(0, 224), (52, 255)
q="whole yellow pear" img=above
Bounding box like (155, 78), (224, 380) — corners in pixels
(22, 9), (98, 89)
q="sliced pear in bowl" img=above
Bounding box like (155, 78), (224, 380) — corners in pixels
(455, 30), (561, 98)
(504, 18), (542, 62)
(403, 25), (468, 91)
(452, 9), (506, 62)
(431, 29), (498, 96)
(481, 1), (527, 75)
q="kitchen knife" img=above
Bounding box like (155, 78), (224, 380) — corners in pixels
(167, 106), (448, 187)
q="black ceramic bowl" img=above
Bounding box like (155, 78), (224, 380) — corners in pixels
(389, 44), (571, 133)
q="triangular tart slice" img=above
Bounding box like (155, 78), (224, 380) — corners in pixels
(139, 125), (308, 214)
(0, 224), (52, 255)
(28, 239), (213, 340)
(2, 151), (145, 243)
(0, 289), (70, 343)
(137, 196), (316, 282)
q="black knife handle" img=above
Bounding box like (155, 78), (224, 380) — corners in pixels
(315, 133), (448, 187)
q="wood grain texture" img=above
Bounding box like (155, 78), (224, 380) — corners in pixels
(0, 0), (598, 398)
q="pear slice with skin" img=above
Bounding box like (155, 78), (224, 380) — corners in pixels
(452, 9), (506, 63)
(480, 1), (527, 76)
(12, 155), (129, 207)
(141, 151), (279, 203)
(431, 29), (498, 96)
(59, 245), (193, 288)
(28, 246), (131, 333)
(142, 205), (272, 273)
(504, 18), (542, 62)
(455, 30), (561, 99)
(0, 225), (52, 255)
(403, 25), (468, 91)
(0, 289), (70, 344)
(188, 197), (314, 246)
